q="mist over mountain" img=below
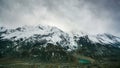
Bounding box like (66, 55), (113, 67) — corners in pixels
(1, 0), (120, 36)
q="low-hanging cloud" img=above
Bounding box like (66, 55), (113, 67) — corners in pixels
(0, 0), (120, 36)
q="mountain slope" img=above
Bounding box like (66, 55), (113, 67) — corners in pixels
(72, 32), (120, 60)
(0, 25), (77, 50)
(0, 25), (120, 62)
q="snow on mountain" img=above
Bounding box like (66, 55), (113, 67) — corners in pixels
(0, 27), (7, 32)
(0, 24), (120, 60)
(0, 25), (77, 51)
(1, 25), (53, 40)
(87, 34), (120, 44)
(0, 24), (120, 50)
(70, 31), (120, 45)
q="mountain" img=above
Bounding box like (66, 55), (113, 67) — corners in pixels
(0, 25), (120, 62)
(0, 25), (76, 50)
(72, 32), (120, 59)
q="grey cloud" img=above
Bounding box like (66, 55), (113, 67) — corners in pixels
(0, 0), (120, 36)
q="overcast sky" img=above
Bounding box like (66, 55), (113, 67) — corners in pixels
(0, 0), (120, 36)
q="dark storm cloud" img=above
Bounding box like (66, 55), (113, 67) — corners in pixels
(0, 0), (120, 36)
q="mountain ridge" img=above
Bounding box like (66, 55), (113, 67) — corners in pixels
(0, 24), (120, 62)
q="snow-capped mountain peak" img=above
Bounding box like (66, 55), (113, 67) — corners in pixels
(0, 24), (120, 61)
(0, 24), (120, 50)
(88, 33), (120, 44)
(0, 25), (60, 40)
(0, 25), (77, 51)
(69, 30), (120, 45)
